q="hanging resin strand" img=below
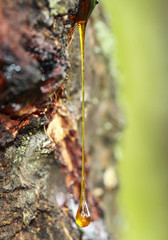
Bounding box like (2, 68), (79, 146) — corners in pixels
(76, 22), (91, 228)
(74, 0), (99, 228)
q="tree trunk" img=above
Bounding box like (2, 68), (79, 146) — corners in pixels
(0, 1), (123, 239)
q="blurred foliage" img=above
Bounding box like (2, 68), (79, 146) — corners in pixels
(103, 1), (168, 240)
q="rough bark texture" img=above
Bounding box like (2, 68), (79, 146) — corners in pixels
(0, 0), (123, 239)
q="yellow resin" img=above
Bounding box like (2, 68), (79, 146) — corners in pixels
(75, 22), (91, 228)
(76, 197), (91, 227)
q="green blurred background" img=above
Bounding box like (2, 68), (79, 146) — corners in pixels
(103, 1), (168, 240)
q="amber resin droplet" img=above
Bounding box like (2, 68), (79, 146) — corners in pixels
(76, 199), (91, 228)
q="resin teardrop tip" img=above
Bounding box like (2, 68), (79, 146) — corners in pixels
(76, 202), (91, 228)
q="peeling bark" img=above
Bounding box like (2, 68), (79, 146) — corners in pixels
(0, 0), (123, 239)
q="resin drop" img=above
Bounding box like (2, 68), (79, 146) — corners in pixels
(76, 200), (91, 227)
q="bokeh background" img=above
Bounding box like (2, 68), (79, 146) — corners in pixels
(103, 1), (168, 240)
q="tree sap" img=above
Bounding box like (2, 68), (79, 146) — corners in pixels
(69, 0), (99, 228)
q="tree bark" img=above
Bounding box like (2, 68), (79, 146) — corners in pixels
(0, 1), (123, 239)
